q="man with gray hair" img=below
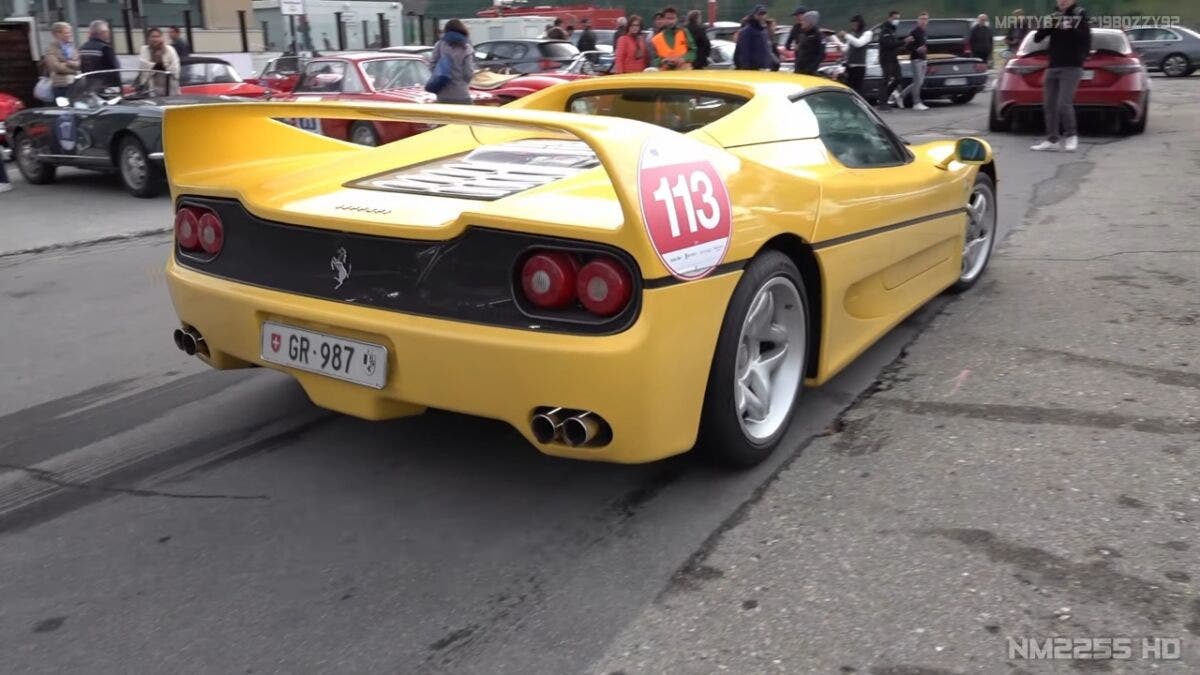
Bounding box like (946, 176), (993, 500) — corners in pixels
(80, 20), (122, 88)
(789, 9), (824, 75)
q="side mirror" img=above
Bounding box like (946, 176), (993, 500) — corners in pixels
(55, 96), (70, 107)
(938, 136), (992, 169)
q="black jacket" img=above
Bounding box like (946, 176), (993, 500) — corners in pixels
(687, 23), (711, 69)
(1034, 4), (1091, 68)
(790, 25), (824, 74)
(906, 25), (928, 60)
(877, 21), (902, 62)
(78, 37), (121, 87)
(577, 27), (597, 52)
(172, 37), (191, 58)
(969, 23), (994, 57)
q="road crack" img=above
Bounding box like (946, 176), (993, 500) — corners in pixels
(0, 463), (269, 501)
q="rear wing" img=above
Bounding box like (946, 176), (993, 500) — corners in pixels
(163, 100), (737, 223)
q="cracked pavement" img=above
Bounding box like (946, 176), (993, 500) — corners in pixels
(1, 77), (1197, 673)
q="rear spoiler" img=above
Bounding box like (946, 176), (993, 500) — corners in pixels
(163, 100), (735, 224)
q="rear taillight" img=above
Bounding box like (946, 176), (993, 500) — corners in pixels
(174, 207), (200, 250)
(576, 258), (632, 317)
(521, 251), (578, 309)
(1101, 62), (1144, 74)
(1005, 59), (1046, 74)
(516, 249), (635, 318)
(197, 211), (224, 255)
(972, 62), (988, 73)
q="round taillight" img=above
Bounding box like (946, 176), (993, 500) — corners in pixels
(197, 211), (224, 255)
(576, 257), (632, 317)
(175, 208), (200, 250)
(520, 251), (578, 309)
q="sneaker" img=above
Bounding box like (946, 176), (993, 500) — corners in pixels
(890, 91), (903, 107)
(913, 102), (929, 111)
(1063, 135), (1079, 152)
(1030, 139), (1061, 152)
(0, 183), (12, 194)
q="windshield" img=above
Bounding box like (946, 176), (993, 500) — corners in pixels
(362, 58), (431, 90)
(68, 69), (176, 103)
(567, 89), (746, 133)
(180, 62), (242, 86)
(1020, 30), (1130, 55)
(540, 42), (580, 59)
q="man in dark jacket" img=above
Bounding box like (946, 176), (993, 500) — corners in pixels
(1005, 9), (1029, 55)
(686, 10), (712, 69)
(876, 10), (903, 109)
(1030, 0), (1090, 152)
(788, 9), (824, 75)
(546, 18), (568, 40)
(577, 17), (597, 52)
(79, 20), (122, 88)
(969, 13), (994, 65)
(734, 5), (772, 70)
(169, 26), (191, 58)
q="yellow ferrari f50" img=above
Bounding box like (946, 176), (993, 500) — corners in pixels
(164, 71), (997, 466)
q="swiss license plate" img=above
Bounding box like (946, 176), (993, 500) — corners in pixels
(261, 321), (388, 389)
(1082, 69), (1095, 80)
(945, 77), (968, 86)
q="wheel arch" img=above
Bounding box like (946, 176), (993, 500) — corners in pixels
(108, 129), (140, 165)
(757, 233), (823, 378)
(978, 160), (997, 187)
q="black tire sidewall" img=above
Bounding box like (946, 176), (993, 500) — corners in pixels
(699, 251), (808, 467)
(350, 122), (380, 146)
(14, 133), (54, 184)
(118, 137), (160, 198)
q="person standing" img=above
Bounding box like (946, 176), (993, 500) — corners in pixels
(428, 19), (476, 104)
(546, 18), (568, 40)
(686, 10), (712, 70)
(765, 18), (782, 70)
(168, 26), (191, 58)
(876, 10), (903, 109)
(970, 13), (994, 67)
(612, 16), (628, 47)
(1005, 9), (1029, 57)
(650, 7), (695, 70)
(734, 5), (772, 71)
(577, 18), (598, 53)
(839, 15), (873, 97)
(138, 27), (181, 95)
(1030, 0), (1090, 152)
(79, 20), (122, 89)
(789, 10), (824, 75)
(900, 11), (930, 110)
(43, 22), (80, 100)
(614, 15), (650, 73)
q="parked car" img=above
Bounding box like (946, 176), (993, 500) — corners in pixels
(707, 39), (736, 69)
(179, 56), (272, 98)
(1125, 25), (1200, 77)
(246, 55), (307, 94)
(1, 92), (26, 155)
(822, 48), (987, 105)
(380, 45), (434, 60)
(990, 29), (1149, 134)
(282, 53), (498, 146)
(6, 69), (233, 196)
(475, 39), (581, 74)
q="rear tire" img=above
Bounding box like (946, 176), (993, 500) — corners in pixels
(349, 122), (380, 147)
(699, 251), (809, 468)
(117, 136), (162, 198)
(1122, 95), (1149, 135)
(13, 132), (56, 184)
(988, 93), (1010, 132)
(951, 92), (976, 104)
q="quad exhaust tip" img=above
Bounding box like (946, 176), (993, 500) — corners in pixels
(172, 326), (207, 357)
(530, 407), (611, 448)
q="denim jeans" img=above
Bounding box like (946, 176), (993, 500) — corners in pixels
(901, 58), (927, 103)
(1043, 66), (1082, 141)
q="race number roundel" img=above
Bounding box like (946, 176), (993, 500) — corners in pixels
(637, 139), (732, 280)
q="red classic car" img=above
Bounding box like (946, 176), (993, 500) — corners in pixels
(245, 55), (307, 94)
(1, 92), (25, 150)
(281, 52), (573, 145)
(179, 57), (272, 98)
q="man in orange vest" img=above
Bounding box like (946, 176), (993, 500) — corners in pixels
(651, 6), (695, 69)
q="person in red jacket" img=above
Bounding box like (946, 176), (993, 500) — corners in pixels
(614, 15), (650, 73)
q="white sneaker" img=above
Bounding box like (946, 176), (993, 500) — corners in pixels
(0, 183), (12, 194)
(913, 102), (929, 111)
(890, 91), (903, 107)
(1063, 135), (1078, 152)
(1030, 139), (1061, 151)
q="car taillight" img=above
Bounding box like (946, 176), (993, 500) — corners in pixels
(1101, 62), (1144, 74)
(973, 62), (988, 73)
(197, 211), (224, 255)
(521, 251), (579, 309)
(1005, 59), (1046, 74)
(174, 207), (200, 250)
(576, 257), (632, 317)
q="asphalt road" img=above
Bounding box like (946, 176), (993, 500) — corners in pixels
(1, 78), (1196, 673)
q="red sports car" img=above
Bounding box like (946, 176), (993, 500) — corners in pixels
(1, 92), (25, 151)
(282, 52), (573, 146)
(179, 57), (272, 98)
(990, 28), (1149, 135)
(246, 55), (307, 94)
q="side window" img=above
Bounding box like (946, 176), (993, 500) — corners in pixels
(799, 91), (908, 168)
(342, 65), (366, 93)
(296, 61), (347, 93)
(491, 42), (520, 60)
(179, 63), (205, 86)
(1153, 28), (1179, 41)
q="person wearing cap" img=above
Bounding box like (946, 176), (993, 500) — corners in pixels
(734, 5), (772, 70)
(876, 10), (904, 109)
(650, 6), (695, 69)
(838, 15), (874, 96)
(788, 9), (824, 75)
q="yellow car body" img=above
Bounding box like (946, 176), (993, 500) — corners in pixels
(164, 71), (995, 464)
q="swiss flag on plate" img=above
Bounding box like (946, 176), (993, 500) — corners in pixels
(270, 333), (282, 353)
(637, 139), (732, 280)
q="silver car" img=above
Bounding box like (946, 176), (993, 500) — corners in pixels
(1125, 26), (1200, 77)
